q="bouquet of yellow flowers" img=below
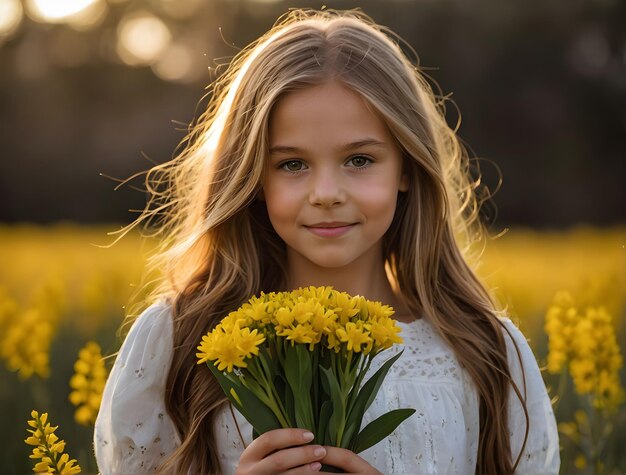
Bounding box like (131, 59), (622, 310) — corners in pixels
(196, 286), (415, 456)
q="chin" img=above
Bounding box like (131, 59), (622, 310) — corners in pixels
(306, 255), (357, 270)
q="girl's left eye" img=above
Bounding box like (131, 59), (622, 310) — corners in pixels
(347, 155), (372, 168)
(279, 160), (306, 172)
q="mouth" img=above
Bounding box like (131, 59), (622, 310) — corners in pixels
(304, 222), (357, 238)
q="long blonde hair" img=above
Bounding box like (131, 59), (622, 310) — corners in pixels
(125, 8), (529, 474)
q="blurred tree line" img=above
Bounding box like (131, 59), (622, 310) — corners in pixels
(0, 0), (624, 227)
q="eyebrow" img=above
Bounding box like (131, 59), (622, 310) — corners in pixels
(269, 138), (386, 155)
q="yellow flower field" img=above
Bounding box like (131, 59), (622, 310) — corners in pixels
(477, 227), (625, 337)
(0, 224), (624, 474)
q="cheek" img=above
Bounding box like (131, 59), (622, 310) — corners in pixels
(360, 185), (400, 220)
(263, 185), (297, 225)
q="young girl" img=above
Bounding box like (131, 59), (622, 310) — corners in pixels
(95, 8), (560, 475)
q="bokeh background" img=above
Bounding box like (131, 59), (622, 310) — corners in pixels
(0, 0), (624, 473)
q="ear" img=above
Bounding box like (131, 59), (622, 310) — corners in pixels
(399, 173), (409, 192)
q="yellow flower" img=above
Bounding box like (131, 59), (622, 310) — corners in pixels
(278, 323), (318, 347)
(196, 332), (216, 365)
(572, 307), (624, 409)
(546, 291), (625, 412)
(25, 410), (81, 474)
(197, 329), (248, 372)
(1, 307), (53, 379)
(233, 324), (266, 359)
(329, 291), (361, 325)
(336, 322), (372, 353)
(557, 421), (581, 444)
(544, 291), (578, 374)
(198, 286), (404, 367)
(310, 305), (337, 334)
(364, 300), (395, 320)
(546, 347), (566, 374)
(220, 310), (247, 332)
(325, 322), (342, 353)
(291, 300), (318, 325)
(69, 341), (108, 426)
(365, 317), (403, 350)
(574, 454), (586, 469)
(275, 307), (295, 328)
(240, 297), (271, 326)
(569, 359), (595, 395)
(292, 285), (334, 305)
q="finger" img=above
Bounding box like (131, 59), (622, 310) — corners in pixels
(259, 445), (326, 474)
(240, 429), (316, 462)
(319, 446), (381, 474)
(282, 461), (323, 475)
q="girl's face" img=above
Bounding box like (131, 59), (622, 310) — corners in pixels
(263, 80), (408, 276)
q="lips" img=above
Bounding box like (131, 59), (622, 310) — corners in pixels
(306, 222), (354, 228)
(304, 222), (357, 238)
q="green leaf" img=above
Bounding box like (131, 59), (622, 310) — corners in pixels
(341, 421), (357, 449)
(284, 344), (314, 431)
(278, 374), (295, 428)
(295, 345), (315, 429)
(258, 346), (280, 382)
(241, 376), (272, 406)
(352, 408), (416, 453)
(344, 350), (404, 439)
(362, 350), (404, 411)
(347, 356), (361, 384)
(320, 365), (346, 447)
(316, 400), (331, 445)
(312, 349), (320, 416)
(206, 363), (281, 435)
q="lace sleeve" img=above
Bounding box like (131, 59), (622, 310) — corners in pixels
(94, 302), (180, 474)
(501, 318), (561, 475)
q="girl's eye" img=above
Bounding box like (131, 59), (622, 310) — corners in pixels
(280, 160), (306, 172)
(347, 155), (372, 168)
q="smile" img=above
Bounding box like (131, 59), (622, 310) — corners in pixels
(304, 223), (357, 238)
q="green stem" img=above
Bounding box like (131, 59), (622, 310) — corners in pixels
(35, 416), (61, 473)
(312, 348), (320, 422)
(344, 351), (353, 380)
(304, 347), (315, 431)
(247, 359), (290, 428)
(335, 351), (357, 448)
(589, 401), (603, 475)
(257, 353), (291, 424)
(345, 353), (373, 424)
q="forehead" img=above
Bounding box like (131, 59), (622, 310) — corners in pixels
(268, 80), (394, 149)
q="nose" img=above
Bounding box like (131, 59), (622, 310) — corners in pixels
(308, 168), (345, 208)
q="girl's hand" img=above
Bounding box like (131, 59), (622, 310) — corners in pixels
(236, 428), (327, 475)
(319, 447), (383, 475)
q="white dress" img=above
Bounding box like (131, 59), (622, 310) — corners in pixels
(94, 302), (560, 475)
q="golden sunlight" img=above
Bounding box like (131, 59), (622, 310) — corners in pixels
(26, 0), (98, 21)
(116, 12), (172, 66)
(0, 0), (23, 39)
(25, 0), (106, 31)
(152, 43), (194, 82)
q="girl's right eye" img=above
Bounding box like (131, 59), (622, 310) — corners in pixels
(279, 160), (307, 172)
